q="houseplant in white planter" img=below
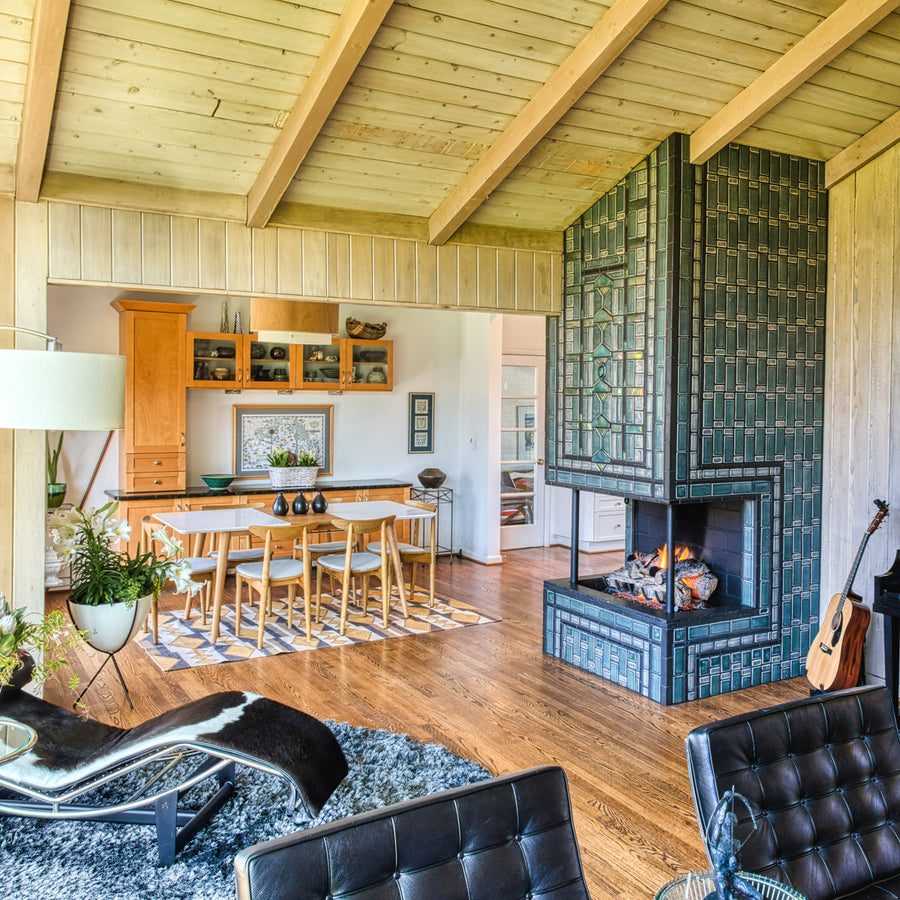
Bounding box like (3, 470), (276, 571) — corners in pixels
(266, 447), (320, 489)
(49, 502), (200, 653)
(46, 430), (66, 509)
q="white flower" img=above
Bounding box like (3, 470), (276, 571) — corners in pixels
(0, 614), (16, 635)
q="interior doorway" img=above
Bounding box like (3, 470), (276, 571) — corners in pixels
(499, 355), (545, 550)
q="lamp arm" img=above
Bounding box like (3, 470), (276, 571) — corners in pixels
(0, 324), (61, 350)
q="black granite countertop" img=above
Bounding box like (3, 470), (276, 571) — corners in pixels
(105, 477), (413, 503)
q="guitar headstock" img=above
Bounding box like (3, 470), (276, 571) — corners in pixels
(869, 499), (890, 533)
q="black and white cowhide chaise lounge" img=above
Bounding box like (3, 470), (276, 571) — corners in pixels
(0, 689), (348, 864)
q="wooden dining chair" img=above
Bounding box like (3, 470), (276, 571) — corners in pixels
(234, 523), (316, 649)
(204, 502), (267, 567)
(366, 500), (437, 606)
(139, 516), (217, 641)
(315, 515), (398, 636)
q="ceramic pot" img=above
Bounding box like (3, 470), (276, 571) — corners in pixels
(311, 491), (328, 514)
(292, 492), (309, 515)
(0, 650), (34, 696)
(417, 467), (447, 488)
(272, 492), (289, 516)
(68, 594), (153, 655)
(47, 482), (67, 509)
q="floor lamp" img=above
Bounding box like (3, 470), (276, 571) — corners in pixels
(0, 325), (126, 699)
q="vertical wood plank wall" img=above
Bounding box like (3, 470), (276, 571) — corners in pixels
(46, 203), (562, 313)
(824, 143), (900, 679)
(0, 199), (49, 622)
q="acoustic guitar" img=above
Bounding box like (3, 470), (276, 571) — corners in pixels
(806, 499), (889, 692)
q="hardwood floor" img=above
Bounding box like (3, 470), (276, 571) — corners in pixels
(45, 547), (809, 898)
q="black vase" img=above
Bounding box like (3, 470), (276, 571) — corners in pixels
(292, 492), (309, 515)
(272, 491), (289, 516)
(311, 491), (328, 514)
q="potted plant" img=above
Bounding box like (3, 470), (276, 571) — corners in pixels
(266, 447), (320, 489)
(0, 592), (83, 693)
(49, 502), (200, 653)
(47, 431), (66, 509)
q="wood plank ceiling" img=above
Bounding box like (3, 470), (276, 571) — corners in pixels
(2, 0), (899, 251)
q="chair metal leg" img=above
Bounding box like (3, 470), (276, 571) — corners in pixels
(75, 651), (134, 710)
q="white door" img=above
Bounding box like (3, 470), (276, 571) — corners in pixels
(499, 356), (545, 550)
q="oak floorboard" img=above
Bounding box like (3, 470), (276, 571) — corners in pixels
(45, 546), (809, 898)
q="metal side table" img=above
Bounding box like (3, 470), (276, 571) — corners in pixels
(656, 871), (806, 899)
(410, 486), (454, 558)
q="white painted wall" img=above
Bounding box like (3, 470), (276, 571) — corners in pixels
(45, 286), (499, 559)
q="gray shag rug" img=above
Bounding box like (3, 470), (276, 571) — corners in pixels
(0, 720), (489, 900)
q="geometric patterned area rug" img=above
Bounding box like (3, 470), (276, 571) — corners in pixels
(136, 588), (499, 671)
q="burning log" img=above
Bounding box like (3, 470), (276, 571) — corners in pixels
(603, 547), (718, 610)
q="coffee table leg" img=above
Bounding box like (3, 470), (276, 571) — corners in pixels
(387, 523), (408, 616)
(210, 531), (229, 642)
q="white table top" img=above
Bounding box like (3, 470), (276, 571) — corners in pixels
(328, 500), (435, 520)
(153, 507), (284, 535)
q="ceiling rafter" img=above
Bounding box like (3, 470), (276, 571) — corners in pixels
(689, 0), (900, 166)
(246, 0), (395, 230)
(16, 0), (72, 203)
(425, 0), (669, 247)
(825, 109), (900, 188)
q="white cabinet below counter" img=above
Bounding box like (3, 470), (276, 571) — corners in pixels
(549, 488), (625, 553)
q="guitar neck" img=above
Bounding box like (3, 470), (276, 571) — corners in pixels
(839, 532), (872, 607)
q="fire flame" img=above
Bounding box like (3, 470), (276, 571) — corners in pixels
(657, 544), (690, 569)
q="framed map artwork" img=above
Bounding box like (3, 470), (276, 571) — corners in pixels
(233, 405), (334, 477)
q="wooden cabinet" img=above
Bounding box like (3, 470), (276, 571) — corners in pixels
(187, 332), (393, 392)
(113, 299), (194, 494)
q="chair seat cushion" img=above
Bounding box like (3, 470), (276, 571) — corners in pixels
(209, 548), (265, 562)
(300, 541), (347, 554)
(367, 541), (422, 555)
(236, 558), (305, 580)
(317, 551), (382, 574)
(184, 557), (217, 575)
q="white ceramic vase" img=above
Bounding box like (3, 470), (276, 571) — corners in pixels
(68, 593), (153, 654)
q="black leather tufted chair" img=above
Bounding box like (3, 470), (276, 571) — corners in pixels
(686, 685), (900, 900)
(234, 765), (591, 900)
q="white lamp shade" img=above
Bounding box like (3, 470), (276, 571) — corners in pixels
(0, 349), (126, 430)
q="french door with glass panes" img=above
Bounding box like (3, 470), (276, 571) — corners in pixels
(500, 356), (545, 550)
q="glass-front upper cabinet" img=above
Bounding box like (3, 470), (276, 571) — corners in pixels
(296, 341), (344, 390)
(243, 338), (294, 388)
(186, 333), (241, 389)
(346, 339), (393, 391)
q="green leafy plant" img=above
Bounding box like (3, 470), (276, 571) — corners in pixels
(0, 593), (84, 689)
(266, 448), (320, 467)
(266, 447), (298, 467)
(46, 431), (64, 484)
(49, 502), (201, 607)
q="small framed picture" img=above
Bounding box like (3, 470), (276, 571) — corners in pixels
(408, 392), (434, 454)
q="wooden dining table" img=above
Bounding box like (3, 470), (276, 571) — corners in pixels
(154, 500), (435, 643)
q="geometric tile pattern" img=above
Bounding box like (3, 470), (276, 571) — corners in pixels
(138, 588), (499, 670)
(544, 134), (827, 703)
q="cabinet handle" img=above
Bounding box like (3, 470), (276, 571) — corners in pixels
(180, 432), (185, 447)
(154, 459), (161, 465)
(154, 479), (161, 485)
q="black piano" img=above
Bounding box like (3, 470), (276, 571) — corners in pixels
(874, 549), (900, 718)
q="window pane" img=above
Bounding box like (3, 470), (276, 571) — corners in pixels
(502, 366), (535, 395)
(501, 399), (534, 427)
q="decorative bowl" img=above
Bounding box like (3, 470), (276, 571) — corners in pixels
(417, 467), (446, 488)
(270, 346), (287, 360)
(321, 367), (340, 379)
(201, 474), (236, 491)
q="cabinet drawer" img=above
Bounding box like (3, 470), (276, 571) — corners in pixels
(125, 471), (186, 493)
(126, 453), (185, 473)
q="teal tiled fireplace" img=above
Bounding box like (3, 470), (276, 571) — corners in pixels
(543, 134), (826, 704)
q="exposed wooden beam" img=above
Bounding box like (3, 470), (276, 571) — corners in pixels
(690, 0), (899, 165)
(825, 109), (900, 188)
(246, 0), (394, 230)
(426, 0), (668, 247)
(16, 0), (71, 202)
